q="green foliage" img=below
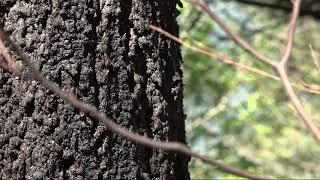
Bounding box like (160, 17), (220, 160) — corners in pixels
(179, 0), (320, 179)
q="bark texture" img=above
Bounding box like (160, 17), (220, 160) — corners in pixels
(0, 0), (189, 179)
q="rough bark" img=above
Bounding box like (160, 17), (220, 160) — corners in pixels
(0, 0), (189, 179)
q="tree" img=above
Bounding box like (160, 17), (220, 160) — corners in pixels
(231, 0), (320, 20)
(0, 0), (190, 179)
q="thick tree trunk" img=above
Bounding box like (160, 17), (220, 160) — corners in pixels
(0, 0), (189, 179)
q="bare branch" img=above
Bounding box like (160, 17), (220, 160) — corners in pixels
(275, 0), (320, 143)
(148, 25), (320, 95)
(277, 68), (320, 142)
(190, 0), (320, 144)
(193, 0), (277, 67)
(279, 0), (301, 66)
(0, 30), (267, 180)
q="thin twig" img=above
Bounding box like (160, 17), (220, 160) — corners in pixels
(148, 25), (320, 94)
(278, 0), (301, 66)
(0, 31), (267, 180)
(193, 0), (277, 67)
(275, 0), (320, 143)
(309, 44), (320, 73)
(152, 25), (276, 79)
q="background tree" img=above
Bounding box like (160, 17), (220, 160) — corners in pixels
(231, 0), (320, 20)
(0, 0), (190, 179)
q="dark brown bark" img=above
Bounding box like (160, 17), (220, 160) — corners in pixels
(0, 0), (189, 179)
(232, 0), (320, 20)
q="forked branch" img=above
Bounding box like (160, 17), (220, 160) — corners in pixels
(189, 0), (320, 143)
(275, 0), (320, 142)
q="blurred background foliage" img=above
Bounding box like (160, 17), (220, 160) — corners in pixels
(177, 0), (320, 179)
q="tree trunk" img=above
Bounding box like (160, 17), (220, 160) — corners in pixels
(0, 0), (189, 179)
